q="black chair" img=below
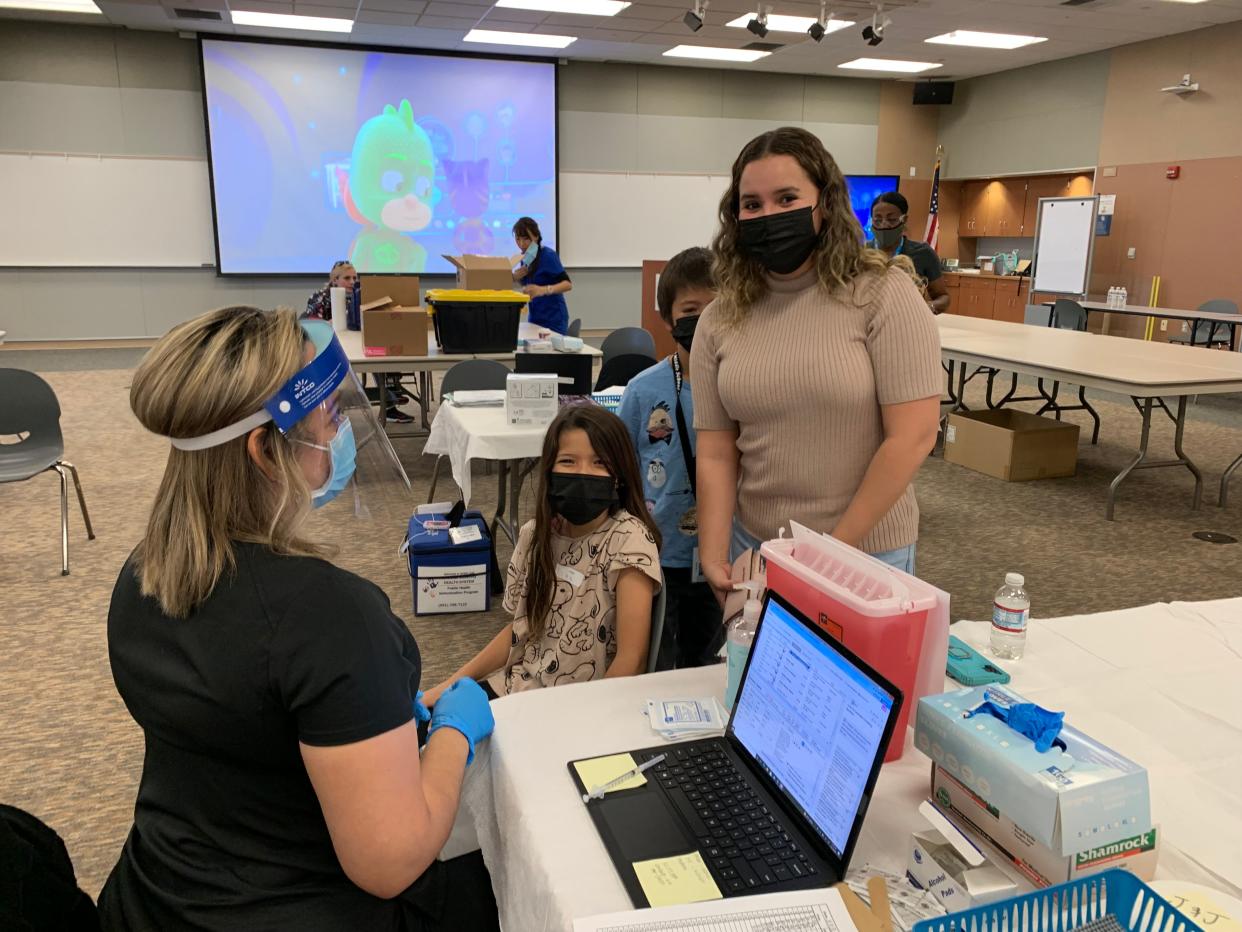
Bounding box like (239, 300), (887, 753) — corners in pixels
(1170, 299), (1240, 348)
(567, 318), (582, 338)
(600, 327), (656, 365)
(427, 360), (512, 502)
(594, 353), (658, 392)
(0, 369), (95, 575)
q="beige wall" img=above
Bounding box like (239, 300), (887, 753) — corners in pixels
(1097, 20), (1242, 167)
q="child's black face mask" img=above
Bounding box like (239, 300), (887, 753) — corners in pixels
(671, 314), (699, 352)
(548, 472), (617, 525)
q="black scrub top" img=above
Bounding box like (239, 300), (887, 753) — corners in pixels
(99, 542), (424, 931)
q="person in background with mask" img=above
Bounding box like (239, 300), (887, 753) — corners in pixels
(511, 216), (573, 334)
(421, 405), (661, 705)
(692, 127), (941, 590)
(869, 192), (950, 315)
(617, 246), (723, 669)
(101, 307), (498, 931)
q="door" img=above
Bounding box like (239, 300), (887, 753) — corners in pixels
(959, 181), (989, 236)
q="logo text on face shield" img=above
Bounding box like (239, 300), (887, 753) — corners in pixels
(293, 378), (317, 401)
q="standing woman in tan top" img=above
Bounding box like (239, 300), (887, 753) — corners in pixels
(690, 126), (941, 591)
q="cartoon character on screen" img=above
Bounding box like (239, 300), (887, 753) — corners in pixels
(339, 99), (435, 273)
(443, 157), (495, 255)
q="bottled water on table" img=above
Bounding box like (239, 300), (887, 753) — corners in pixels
(990, 572), (1029, 660)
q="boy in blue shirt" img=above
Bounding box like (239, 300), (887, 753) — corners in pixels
(617, 247), (723, 669)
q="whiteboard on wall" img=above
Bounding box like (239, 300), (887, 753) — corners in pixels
(559, 171), (729, 267)
(1031, 196), (1098, 296)
(0, 153), (216, 267)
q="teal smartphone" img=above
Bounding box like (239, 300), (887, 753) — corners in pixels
(947, 635), (1011, 686)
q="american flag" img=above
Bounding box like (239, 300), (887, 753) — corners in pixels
(924, 155), (942, 250)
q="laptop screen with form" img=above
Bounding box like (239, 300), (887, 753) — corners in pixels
(729, 596), (895, 858)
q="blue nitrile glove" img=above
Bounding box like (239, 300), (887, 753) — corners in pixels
(427, 679), (495, 765)
(413, 691), (431, 726)
(965, 700), (1065, 753)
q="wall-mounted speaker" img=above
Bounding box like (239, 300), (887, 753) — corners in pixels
(913, 81), (955, 105)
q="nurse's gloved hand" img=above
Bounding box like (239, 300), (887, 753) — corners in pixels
(412, 691), (432, 725)
(427, 679), (495, 765)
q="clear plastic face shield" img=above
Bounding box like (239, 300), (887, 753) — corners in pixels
(169, 320), (413, 530)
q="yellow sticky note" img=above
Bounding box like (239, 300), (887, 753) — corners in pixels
(574, 753), (646, 796)
(1165, 890), (1242, 932)
(632, 852), (723, 908)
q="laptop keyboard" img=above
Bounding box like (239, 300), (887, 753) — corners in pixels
(644, 744), (819, 895)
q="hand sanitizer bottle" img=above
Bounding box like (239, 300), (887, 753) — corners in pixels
(724, 582), (763, 711)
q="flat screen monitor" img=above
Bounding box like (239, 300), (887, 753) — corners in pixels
(845, 174), (901, 242)
(200, 38), (557, 276)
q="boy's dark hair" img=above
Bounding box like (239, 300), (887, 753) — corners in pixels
(871, 191), (908, 214)
(656, 247), (716, 324)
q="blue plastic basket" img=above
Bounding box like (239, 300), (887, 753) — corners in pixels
(913, 871), (1202, 932)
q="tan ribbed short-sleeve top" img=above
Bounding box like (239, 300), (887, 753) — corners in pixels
(690, 266), (942, 554)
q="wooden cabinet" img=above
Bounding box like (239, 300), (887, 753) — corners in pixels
(1022, 173), (1096, 234)
(957, 277), (997, 319)
(993, 279), (1030, 323)
(991, 179), (1027, 237)
(959, 181), (990, 236)
(942, 272), (960, 315)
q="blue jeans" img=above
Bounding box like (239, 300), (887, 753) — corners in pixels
(730, 521), (917, 576)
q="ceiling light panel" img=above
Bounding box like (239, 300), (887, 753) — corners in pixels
(494, 0), (631, 14)
(664, 45), (772, 62)
(231, 11), (354, 31)
(925, 30), (1047, 49)
(0, 0), (100, 11)
(839, 57), (942, 73)
(464, 28), (577, 47)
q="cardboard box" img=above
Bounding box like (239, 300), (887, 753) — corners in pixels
(360, 274), (420, 309)
(361, 299), (428, 357)
(931, 765), (1160, 888)
(914, 685), (1151, 857)
(907, 801), (1019, 910)
(944, 410), (1078, 481)
(505, 373), (558, 427)
(443, 254), (515, 291)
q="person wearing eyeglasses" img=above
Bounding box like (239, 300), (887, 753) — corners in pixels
(868, 192), (950, 315)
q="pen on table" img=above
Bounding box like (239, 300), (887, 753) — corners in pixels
(582, 754), (667, 803)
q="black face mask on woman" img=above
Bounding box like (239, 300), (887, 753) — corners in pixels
(737, 206), (819, 275)
(547, 472), (618, 525)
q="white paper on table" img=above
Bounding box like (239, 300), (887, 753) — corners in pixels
(330, 287), (347, 333)
(449, 389), (507, 407)
(573, 886), (858, 932)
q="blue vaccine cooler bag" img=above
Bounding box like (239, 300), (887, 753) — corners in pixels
(405, 512), (495, 616)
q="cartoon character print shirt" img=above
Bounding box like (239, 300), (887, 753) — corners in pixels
(488, 510), (661, 696)
(616, 358), (698, 569)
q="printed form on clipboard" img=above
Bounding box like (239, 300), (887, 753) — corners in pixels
(573, 886), (859, 932)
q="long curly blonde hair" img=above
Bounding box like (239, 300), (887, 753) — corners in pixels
(710, 126), (889, 327)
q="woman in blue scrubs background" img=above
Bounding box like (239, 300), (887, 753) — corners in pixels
(512, 217), (573, 334)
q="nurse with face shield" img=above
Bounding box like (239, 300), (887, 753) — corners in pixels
(99, 307), (499, 932)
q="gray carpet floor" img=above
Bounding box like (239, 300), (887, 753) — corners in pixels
(1, 360), (1241, 898)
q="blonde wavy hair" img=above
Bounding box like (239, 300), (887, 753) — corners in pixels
(711, 126), (890, 327)
(130, 306), (328, 618)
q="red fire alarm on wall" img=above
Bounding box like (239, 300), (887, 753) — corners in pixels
(1166, 165), (1181, 179)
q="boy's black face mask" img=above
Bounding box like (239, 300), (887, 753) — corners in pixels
(671, 314), (700, 352)
(547, 472), (617, 525)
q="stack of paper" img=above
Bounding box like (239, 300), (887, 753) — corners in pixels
(447, 390), (506, 408)
(646, 697), (727, 741)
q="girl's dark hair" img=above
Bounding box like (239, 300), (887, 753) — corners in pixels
(871, 191), (908, 214)
(513, 216), (542, 243)
(711, 126), (887, 327)
(525, 405), (660, 641)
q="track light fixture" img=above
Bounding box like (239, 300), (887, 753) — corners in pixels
(683, 0), (707, 31)
(808, 1), (830, 41)
(746, 4), (769, 38)
(861, 4), (890, 45)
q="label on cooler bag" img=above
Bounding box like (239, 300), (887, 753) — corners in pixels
(992, 603), (1029, 633)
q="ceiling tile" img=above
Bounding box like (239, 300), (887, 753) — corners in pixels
(361, 0), (427, 12)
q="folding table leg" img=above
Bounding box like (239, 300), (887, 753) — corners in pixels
(1221, 452), (1242, 507)
(1107, 397), (1152, 521)
(1172, 395), (1204, 510)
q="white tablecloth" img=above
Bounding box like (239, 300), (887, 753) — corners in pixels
(422, 403), (547, 504)
(450, 601), (1242, 931)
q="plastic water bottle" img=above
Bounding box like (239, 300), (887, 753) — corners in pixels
(724, 582), (762, 710)
(1118, 286), (1128, 309)
(1107, 287), (1118, 309)
(990, 572), (1029, 660)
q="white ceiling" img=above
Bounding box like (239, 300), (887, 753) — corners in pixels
(10, 0), (1242, 80)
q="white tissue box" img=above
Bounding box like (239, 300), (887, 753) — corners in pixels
(505, 373), (558, 427)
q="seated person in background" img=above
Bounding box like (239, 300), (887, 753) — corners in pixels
(618, 247), (724, 669)
(306, 259), (414, 424)
(424, 405), (661, 703)
(869, 192), (950, 315)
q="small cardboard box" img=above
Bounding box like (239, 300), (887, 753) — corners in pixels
(944, 410), (1078, 481)
(361, 299), (428, 356)
(907, 802), (1019, 910)
(914, 686), (1152, 858)
(443, 254), (515, 291)
(360, 274), (420, 309)
(505, 373), (558, 427)
(931, 765), (1160, 888)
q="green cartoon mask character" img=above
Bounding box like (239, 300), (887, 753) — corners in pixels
(341, 99), (435, 273)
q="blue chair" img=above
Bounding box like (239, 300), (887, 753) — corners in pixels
(0, 369), (95, 575)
